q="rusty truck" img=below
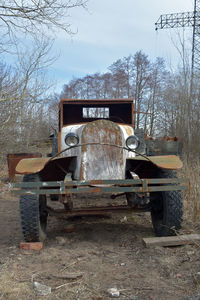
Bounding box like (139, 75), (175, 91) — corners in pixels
(8, 98), (188, 242)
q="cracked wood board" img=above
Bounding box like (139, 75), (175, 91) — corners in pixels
(143, 234), (200, 248)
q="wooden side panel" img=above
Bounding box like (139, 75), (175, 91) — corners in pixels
(80, 120), (124, 180)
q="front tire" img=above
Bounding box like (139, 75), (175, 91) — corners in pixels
(150, 169), (183, 236)
(20, 174), (48, 242)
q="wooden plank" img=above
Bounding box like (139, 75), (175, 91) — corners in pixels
(20, 242), (43, 251)
(143, 234), (200, 248)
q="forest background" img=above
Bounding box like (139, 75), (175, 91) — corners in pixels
(0, 0), (197, 158)
(0, 1), (199, 221)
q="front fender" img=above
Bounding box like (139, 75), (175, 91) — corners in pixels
(16, 156), (77, 181)
(127, 155), (183, 170)
(16, 157), (49, 174)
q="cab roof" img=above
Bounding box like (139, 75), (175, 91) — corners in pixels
(60, 98), (134, 106)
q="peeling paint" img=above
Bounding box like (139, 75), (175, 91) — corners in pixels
(80, 120), (124, 180)
(60, 121), (137, 181)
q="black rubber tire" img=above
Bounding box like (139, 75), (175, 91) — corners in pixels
(19, 174), (48, 242)
(150, 169), (183, 237)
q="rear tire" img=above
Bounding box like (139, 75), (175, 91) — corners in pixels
(150, 169), (183, 236)
(20, 174), (48, 242)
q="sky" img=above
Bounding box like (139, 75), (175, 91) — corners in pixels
(48, 0), (194, 93)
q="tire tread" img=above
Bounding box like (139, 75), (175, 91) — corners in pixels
(20, 174), (40, 242)
(151, 169), (183, 236)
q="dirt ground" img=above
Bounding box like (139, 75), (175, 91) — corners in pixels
(0, 184), (200, 300)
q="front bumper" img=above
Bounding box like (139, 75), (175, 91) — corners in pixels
(12, 178), (188, 196)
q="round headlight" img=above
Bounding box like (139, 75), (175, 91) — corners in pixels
(126, 135), (139, 150)
(65, 133), (79, 146)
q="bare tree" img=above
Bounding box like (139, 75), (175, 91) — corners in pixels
(109, 59), (127, 98)
(132, 51), (151, 129)
(0, 0), (89, 163)
(0, 37), (57, 155)
(0, 1), (87, 44)
(146, 58), (168, 136)
(48, 93), (60, 130)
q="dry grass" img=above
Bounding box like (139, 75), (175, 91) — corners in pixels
(0, 264), (32, 300)
(0, 162), (8, 181)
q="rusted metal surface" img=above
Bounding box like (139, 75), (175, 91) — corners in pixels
(146, 135), (179, 142)
(13, 99), (186, 195)
(15, 156), (76, 182)
(162, 136), (179, 141)
(15, 145), (183, 176)
(60, 122), (134, 180)
(60, 99), (134, 127)
(14, 149), (183, 184)
(121, 125), (134, 137)
(60, 98), (134, 105)
(7, 153), (42, 181)
(81, 119), (124, 180)
(13, 178), (187, 187)
(12, 177), (188, 196)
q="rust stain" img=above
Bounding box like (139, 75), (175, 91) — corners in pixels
(80, 119), (124, 180)
(121, 125), (133, 136)
(60, 98), (134, 105)
(88, 180), (103, 185)
(90, 187), (102, 193)
(162, 136), (179, 141)
(144, 133), (153, 140)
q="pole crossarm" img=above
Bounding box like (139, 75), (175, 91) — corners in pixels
(155, 1), (200, 83)
(155, 12), (195, 30)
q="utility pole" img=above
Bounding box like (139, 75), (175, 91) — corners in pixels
(155, 0), (200, 79)
(155, 1), (200, 153)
